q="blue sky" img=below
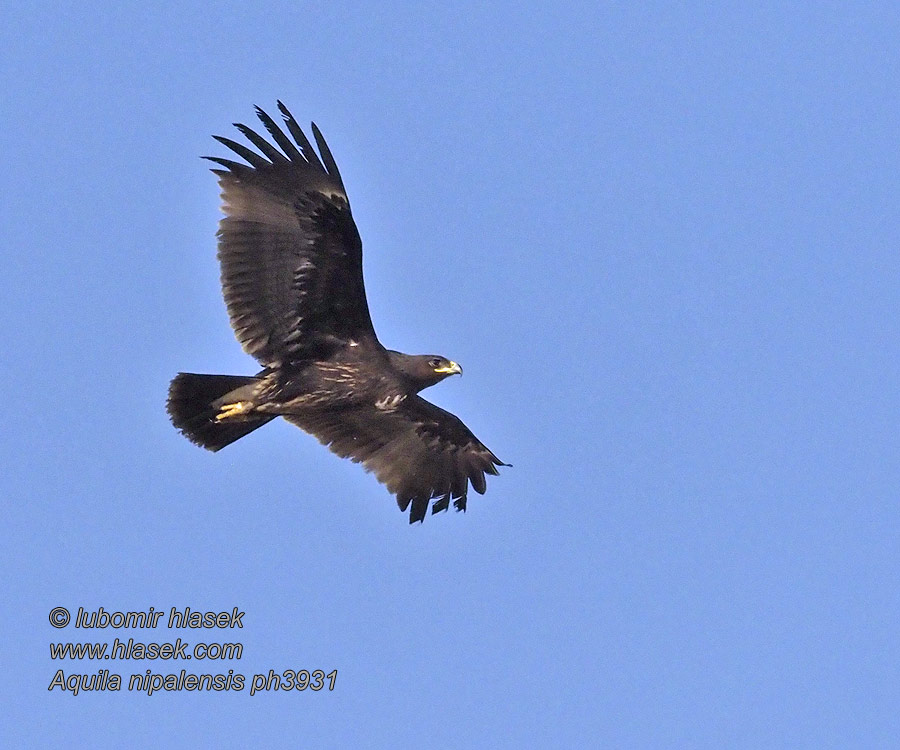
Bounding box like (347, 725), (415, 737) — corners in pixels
(3, 2), (900, 747)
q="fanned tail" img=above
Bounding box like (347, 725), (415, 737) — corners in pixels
(167, 373), (274, 451)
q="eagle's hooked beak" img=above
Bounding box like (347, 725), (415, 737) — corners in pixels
(434, 361), (463, 376)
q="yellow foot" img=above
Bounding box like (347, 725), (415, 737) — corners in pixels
(216, 401), (250, 421)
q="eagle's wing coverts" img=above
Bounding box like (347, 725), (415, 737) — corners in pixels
(284, 396), (505, 523)
(207, 103), (375, 366)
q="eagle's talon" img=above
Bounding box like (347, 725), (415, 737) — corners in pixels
(216, 402), (249, 421)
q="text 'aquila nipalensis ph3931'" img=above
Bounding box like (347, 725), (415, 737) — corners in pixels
(167, 103), (507, 523)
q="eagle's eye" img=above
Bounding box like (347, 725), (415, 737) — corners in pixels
(429, 358), (442, 368)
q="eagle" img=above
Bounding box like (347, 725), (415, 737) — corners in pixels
(167, 103), (506, 522)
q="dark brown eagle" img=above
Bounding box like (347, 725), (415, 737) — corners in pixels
(167, 102), (506, 522)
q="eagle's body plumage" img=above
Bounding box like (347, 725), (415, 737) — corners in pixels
(167, 103), (505, 522)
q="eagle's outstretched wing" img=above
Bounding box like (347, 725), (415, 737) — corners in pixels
(284, 396), (506, 523)
(206, 103), (376, 366)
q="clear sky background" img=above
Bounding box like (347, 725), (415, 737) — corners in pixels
(3, 2), (899, 747)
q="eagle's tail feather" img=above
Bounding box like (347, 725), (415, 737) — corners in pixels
(167, 373), (275, 451)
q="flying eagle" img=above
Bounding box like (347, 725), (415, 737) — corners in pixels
(167, 103), (506, 522)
